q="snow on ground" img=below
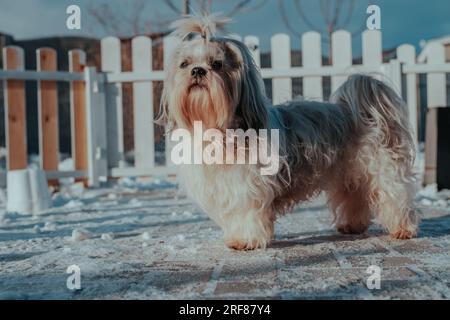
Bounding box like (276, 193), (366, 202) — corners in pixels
(0, 175), (449, 299)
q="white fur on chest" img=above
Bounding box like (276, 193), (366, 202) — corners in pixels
(179, 164), (275, 226)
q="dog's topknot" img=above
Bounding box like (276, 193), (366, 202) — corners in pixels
(170, 13), (231, 41)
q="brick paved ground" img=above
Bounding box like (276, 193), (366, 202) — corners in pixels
(0, 184), (449, 300)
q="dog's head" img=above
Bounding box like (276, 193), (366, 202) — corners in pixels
(159, 14), (269, 131)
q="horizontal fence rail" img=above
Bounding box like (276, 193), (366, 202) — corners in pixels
(0, 70), (84, 81)
(1, 29), (449, 188)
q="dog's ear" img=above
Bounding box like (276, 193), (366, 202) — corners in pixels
(227, 40), (269, 130)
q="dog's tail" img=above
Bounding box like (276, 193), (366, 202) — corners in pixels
(331, 74), (415, 163)
(331, 74), (418, 238)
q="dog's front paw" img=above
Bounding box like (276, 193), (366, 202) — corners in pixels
(390, 229), (415, 240)
(225, 238), (268, 251)
(336, 224), (368, 235)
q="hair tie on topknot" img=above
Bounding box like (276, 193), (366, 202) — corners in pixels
(170, 13), (231, 42)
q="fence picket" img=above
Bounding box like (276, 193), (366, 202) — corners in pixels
(244, 36), (261, 67)
(163, 36), (180, 166)
(424, 42), (446, 184)
(271, 34), (292, 104)
(388, 59), (402, 95)
(101, 37), (125, 168)
(37, 48), (59, 185)
(302, 32), (323, 100)
(69, 50), (88, 184)
(84, 67), (108, 187)
(362, 30), (382, 75)
(132, 36), (155, 169)
(331, 30), (352, 93)
(397, 44), (418, 143)
(3, 46), (27, 170)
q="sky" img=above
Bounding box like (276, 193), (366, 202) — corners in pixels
(0, 0), (449, 55)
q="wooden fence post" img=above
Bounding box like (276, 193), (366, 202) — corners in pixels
(163, 36), (180, 167)
(362, 30), (382, 77)
(331, 30), (352, 93)
(302, 31), (323, 100)
(397, 45), (418, 147)
(132, 36), (155, 168)
(3, 46), (27, 171)
(244, 36), (261, 68)
(101, 37), (125, 169)
(388, 59), (402, 96)
(424, 42), (446, 185)
(37, 47), (59, 186)
(271, 34), (292, 104)
(69, 50), (88, 184)
(84, 67), (108, 187)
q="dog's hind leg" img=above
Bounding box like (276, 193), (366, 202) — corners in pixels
(328, 184), (372, 235)
(353, 145), (419, 239)
(369, 150), (419, 239)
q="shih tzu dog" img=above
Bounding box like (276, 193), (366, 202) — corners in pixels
(158, 15), (418, 250)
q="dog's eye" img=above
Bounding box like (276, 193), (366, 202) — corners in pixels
(211, 60), (223, 71)
(180, 61), (189, 69)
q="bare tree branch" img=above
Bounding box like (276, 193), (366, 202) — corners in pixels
(341, 0), (357, 28)
(163, 0), (182, 14)
(293, 0), (323, 32)
(332, 0), (344, 29)
(319, 0), (331, 25)
(277, 0), (303, 38)
(226, 0), (252, 17)
(237, 0), (270, 13)
(89, 0), (267, 38)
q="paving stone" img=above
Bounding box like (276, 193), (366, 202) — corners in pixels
(1, 186), (449, 299)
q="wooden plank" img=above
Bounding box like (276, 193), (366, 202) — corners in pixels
(101, 37), (125, 168)
(69, 50), (88, 185)
(331, 30), (352, 92)
(45, 170), (86, 179)
(403, 64), (450, 74)
(260, 65), (386, 78)
(388, 59), (402, 96)
(424, 108), (438, 185)
(0, 170), (6, 188)
(244, 36), (261, 67)
(397, 45), (418, 145)
(424, 42), (446, 185)
(163, 36), (180, 166)
(362, 30), (382, 71)
(109, 166), (178, 178)
(426, 42), (446, 108)
(302, 31), (323, 100)
(3, 46), (27, 170)
(0, 70), (84, 81)
(105, 71), (165, 83)
(84, 67), (108, 187)
(271, 33), (292, 104)
(132, 36), (155, 168)
(37, 48), (59, 186)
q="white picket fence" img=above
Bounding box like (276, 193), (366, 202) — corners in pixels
(0, 29), (449, 187)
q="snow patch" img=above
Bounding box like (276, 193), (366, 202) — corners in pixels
(101, 233), (115, 241)
(41, 222), (57, 232)
(71, 228), (92, 241)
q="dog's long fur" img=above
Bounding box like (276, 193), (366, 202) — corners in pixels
(160, 15), (419, 250)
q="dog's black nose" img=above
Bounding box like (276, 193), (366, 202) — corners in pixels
(191, 67), (207, 78)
